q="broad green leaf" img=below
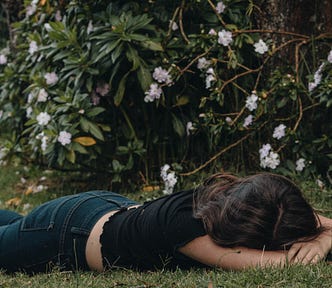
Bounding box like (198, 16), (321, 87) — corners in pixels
(137, 66), (152, 91)
(139, 40), (164, 51)
(66, 149), (76, 163)
(88, 122), (104, 141)
(114, 72), (130, 106)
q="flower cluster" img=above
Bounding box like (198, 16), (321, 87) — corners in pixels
(36, 112), (51, 126)
(253, 39), (268, 54)
(0, 54), (7, 65)
(36, 132), (49, 152)
(259, 144), (280, 169)
(272, 124), (286, 140)
(295, 158), (306, 172)
(216, 1), (226, 14)
(44, 72), (58, 85)
(242, 92), (259, 128)
(218, 29), (233, 47)
(160, 164), (177, 195)
(308, 50), (332, 91)
(145, 67), (172, 102)
(58, 131), (72, 146)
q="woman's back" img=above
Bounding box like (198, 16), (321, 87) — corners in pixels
(100, 189), (207, 270)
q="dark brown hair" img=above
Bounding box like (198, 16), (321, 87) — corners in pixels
(193, 173), (324, 250)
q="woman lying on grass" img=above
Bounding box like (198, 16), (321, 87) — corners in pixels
(0, 173), (331, 273)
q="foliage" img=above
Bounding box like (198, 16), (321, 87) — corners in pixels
(0, 0), (331, 188)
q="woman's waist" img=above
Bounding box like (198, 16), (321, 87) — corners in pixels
(85, 204), (141, 271)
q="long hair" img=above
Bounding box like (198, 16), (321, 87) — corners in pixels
(193, 173), (324, 250)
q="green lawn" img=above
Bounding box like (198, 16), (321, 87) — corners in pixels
(0, 164), (331, 288)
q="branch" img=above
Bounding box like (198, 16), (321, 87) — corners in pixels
(180, 133), (251, 176)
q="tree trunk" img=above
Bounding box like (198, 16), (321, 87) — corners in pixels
(255, 0), (332, 35)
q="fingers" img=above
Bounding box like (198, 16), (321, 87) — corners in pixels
(288, 242), (324, 265)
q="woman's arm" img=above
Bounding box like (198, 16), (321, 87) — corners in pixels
(287, 214), (332, 264)
(178, 235), (287, 270)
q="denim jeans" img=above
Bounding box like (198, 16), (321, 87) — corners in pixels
(0, 191), (137, 273)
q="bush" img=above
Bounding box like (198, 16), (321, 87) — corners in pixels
(0, 0), (331, 188)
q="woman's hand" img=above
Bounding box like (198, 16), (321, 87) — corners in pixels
(288, 229), (332, 264)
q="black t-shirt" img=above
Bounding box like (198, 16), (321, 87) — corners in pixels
(100, 189), (207, 270)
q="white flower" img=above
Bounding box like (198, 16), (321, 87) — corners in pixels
(44, 72), (58, 85)
(259, 143), (272, 159)
(37, 88), (48, 102)
(26, 107), (33, 118)
(225, 116), (232, 124)
(26, 4), (37, 17)
(78, 109), (85, 114)
(29, 41), (38, 55)
(87, 20), (94, 34)
(308, 63), (324, 92)
(295, 158), (306, 172)
(259, 144), (280, 169)
(35, 184), (47, 193)
(55, 10), (62, 21)
(160, 164), (177, 195)
(260, 151), (280, 169)
(197, 57), (211, 70)
(186, 121), (194, 136)
(41, 136), (48, 151)
(205, 68), (216, 88)
(36, 112), (51, 126)
(216, 1), (226, 13)
(272, 124), (287, 140)
(245, 92), (258, 111)
(58, 131), (72, 146)
(208, 28), (217, 35)
(152, 67), (172, 85)
(169, 21), (178, 31)
(32, 0), (39, 5)
(328, 50), (332, 63)
(144, 83), (162, 102)
(254, 39), (268, 54)
(44, 23), (52, 31)
(27, 93), (34, 104)
(218, 29), (233, 47)
(0, 54), (7, 65)
(243, 114), (253, 128)
(160, 164), (170, 178)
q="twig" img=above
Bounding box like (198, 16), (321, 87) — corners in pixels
(180, 133), (251, 176)
(179, 0), (190, 44)
(207, 0), (227, 27)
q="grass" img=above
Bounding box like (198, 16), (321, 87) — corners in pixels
(0, 163), (331, 287)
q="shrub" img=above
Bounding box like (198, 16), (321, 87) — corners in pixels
(0, 0), (331, 188)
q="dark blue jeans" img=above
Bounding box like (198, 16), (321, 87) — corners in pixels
(0, 191), (137, 273)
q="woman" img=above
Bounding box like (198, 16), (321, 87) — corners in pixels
(0, 173), (331, 273)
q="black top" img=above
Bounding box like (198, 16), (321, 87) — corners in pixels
(100, 189), (207, 270)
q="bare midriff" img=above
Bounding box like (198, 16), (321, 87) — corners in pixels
(85, 204), (141, 271)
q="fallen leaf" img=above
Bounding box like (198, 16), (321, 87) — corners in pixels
(24, 186), (34, 195)
(73, 137), (96, 146)
(6, 197), (21, 207)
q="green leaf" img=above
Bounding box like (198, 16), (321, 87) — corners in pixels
(114, 72), (130, 106)
(88, 122), (105, 141)
(137, 66), (152, 91)
(87, 107), (106, 117)
(66, 149), (76, 164)
(171, 113), (185, 137)
(139, 40), (164, 51)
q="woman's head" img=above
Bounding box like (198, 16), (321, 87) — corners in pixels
(193, 173), (323, 250)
